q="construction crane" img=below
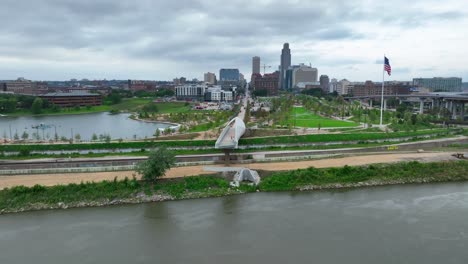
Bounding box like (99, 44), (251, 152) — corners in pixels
(262, 64), (271, 74)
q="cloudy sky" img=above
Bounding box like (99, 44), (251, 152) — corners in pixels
(1, 0), (467, 82)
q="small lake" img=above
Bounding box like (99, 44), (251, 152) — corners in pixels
(0, 112), (174, 140)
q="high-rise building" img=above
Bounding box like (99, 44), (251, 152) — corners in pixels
(219, 69), (240, 81)
(292, 64), (318, 88)
(284, 65), (300, 90)
(319, 75), (330, 93)
(337, 79), (353, 95)
(280, 43), (291, 89)
(252, 56), (260, 75)
(329, 78), (338, 93)
(412, 77), (462, 92)
(204, 72), (216, 84)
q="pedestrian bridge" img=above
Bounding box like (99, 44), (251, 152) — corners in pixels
(215, 117), (246, 149)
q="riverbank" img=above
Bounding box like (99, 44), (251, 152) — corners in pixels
(1, 160), (467, 214)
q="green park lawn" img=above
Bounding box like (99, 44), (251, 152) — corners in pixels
(110, 98), (152, 111)
(111, 99), (190, 114)
(154, 102), (191, 114)
(286, 106), (358, 128)
(6, 99), (191, 117)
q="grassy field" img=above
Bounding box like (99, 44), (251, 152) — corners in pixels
(154, 102), (191, 114)
(113, 99), (191, 113)
(260, 161), (468, 191)
(0, 140), (433, 160)
(285, 107), (358, 128)
(110, 98), (152, 112)
(5, 105), (113, 117)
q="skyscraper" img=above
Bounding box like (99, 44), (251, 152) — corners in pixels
(252, 56), (260, 75)
(280, 43), (291, 89)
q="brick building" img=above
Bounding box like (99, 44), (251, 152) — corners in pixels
(352, 81), (412, 97)
(128, 80), (155, 92)
(254, 71), (279, 96)
(39, 91), (102, 107)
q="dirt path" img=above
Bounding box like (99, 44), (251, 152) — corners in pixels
(0, 152), (457, 189)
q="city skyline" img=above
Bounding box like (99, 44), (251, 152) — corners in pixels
(0, 0), (467, 82)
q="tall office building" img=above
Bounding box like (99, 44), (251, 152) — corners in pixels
(292, 64), (318, 88)
(319, 75), (330, 93)
(280, 43), (291, 89)
(329, 78), (338, 93)
(252, 56), (260, 75)
(219, 69), (240, 81)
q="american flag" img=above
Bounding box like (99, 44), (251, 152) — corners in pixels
(384, 56), (391, 76)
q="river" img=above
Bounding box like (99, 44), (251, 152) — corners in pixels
(1, 183), (468, 263)
(0, 112), (173, 140)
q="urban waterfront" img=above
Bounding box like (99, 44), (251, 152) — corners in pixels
(1, 182), (467, 264)
(0, 112), (173, 140)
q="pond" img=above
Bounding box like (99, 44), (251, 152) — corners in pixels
(0, 112), (176, 140)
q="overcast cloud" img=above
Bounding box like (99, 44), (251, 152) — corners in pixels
(0, 0), (467, 81)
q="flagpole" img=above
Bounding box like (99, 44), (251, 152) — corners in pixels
(379, 55), (385, 127)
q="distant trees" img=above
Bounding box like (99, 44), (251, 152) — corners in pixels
(31, 98), (43, 114)
(107, 92), (122, 105)
(253, 89), (268, 97)
(142, 103), (159, 113)
(0, 97), (17, 113)
(0, 94), (56, 114)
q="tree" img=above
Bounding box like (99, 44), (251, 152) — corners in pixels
(136, 147), (175, 182)
(31, 97), (43, 114)
(107, 92), (122, 104)
(74, 133), (81, 142)
(154, 129), (161, 137)
(142, 103), (159, 113)
(92, 133), (98, 141)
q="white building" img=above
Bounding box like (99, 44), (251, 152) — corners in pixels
(337, 79), (353, 95)
(175, 84), (207, 101)
(205, 86), (234, 102)
(329, 78), (338, 93)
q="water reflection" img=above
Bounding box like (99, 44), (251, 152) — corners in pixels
(0, 112), (172, 140)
